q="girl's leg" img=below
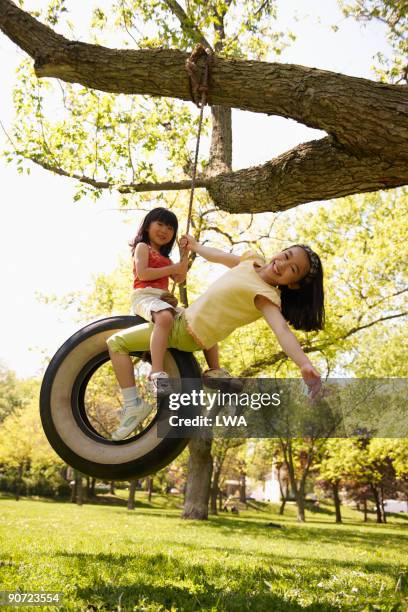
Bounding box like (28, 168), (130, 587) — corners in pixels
(150, 309), (174, 374)
(108, 350), (136, 388)
(107, 321), (153, 378)
(203, 344), (242, 389)
(204, 344), (220, 370)
(106, 321), (155, 440)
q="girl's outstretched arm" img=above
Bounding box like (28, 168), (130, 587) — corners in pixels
(254, 295), (322, 398)
(180, 235), (240, 268)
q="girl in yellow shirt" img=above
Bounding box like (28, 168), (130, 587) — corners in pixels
(107, 237), (325, 437)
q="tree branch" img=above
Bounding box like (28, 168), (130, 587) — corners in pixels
(239, 311), (408, 376)
(1, 0), (407, 160)
(340, 311), (408, 340)
(17, 133), (408, 211)
(207, 137), (408, 213)
(163, 0), (212, 50)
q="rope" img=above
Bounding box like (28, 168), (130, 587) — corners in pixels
(170, 45), (211, 298)
(184, 44), (212, 235)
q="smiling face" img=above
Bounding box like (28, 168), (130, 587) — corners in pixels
(147, 220), (175, 250)
(258, 246), (311, 288)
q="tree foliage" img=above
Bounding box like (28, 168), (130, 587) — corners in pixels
(339, 0), (407, 83)
(1, 0), (407, 210)
(2, 0), (292, 202)
(0, 363), (39, 423)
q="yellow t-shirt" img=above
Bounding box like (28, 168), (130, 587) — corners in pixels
(184, 251), (281, 349)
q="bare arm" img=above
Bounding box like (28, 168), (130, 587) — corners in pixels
(134, 243), (183, 281)
(180, 235), (240, 268)
(254, 295), (322, 397)
(170, 250), (189, 284)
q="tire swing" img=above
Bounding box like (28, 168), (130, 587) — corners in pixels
(40, 45), (211, 481)
(40, 315), (202, 480)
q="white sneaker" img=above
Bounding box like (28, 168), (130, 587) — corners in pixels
(149, 371), (173, 395)
(111, 399), (153, 441)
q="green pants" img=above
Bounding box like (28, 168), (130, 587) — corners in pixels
(107, 313), (201, 354)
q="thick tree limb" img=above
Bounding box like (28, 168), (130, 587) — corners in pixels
(207, 138), (408, 212)
(1, 0), (407, 161)
(1, 0), (408, 211)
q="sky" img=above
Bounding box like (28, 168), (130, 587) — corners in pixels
(0, 0), (390, 378)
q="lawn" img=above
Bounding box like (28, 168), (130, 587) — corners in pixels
(0, 492), (407, 611)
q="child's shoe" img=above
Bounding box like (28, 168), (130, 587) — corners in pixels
(111, 399), (153, 441)
(202, 368), (244, 392)
(203, 367), (232, 379)
(149, 371), (174, 395)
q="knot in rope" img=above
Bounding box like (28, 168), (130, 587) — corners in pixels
(185, 43), (212, 107)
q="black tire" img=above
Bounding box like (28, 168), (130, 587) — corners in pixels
(40, 316), (202, 480)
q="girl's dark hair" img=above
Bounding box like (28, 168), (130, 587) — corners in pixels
(130, 207), (178, 257)
(279, 245), (325, 332)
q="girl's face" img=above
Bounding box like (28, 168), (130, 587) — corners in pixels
(147, 220), (175, 248)
(260, 246), (310, 288)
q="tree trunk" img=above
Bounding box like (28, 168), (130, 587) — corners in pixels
(182, 439), (213, 520)
(210, 486), (218, 515)
(210, 467), (221, 515)
(239, 470), (247, 505)
(127, 480), (137, 510)
(282, 439), (306, 523)
(380, 485), (387, 524)
(332, 481), (342, 524)
(363, 497), (368, 522)
(110, 481), (115, 495)
(90, 478), (96, 497)
(278, 465), (288, 515)
(73, 472), (83, 506)
(371, 485), (383, 523)
(15, 464), (23, 501)
(218, 490), (224, 512)
(295, 494), (306, 522)
(147, 477), (153, 502)
(208, 106), (232, 174)
(278, 497), (287, 515)
(1, 0), (407, 211)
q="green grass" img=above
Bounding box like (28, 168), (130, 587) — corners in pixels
(0, 493), (407, 611)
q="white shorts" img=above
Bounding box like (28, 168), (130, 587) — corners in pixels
(131, 288), (180, 322)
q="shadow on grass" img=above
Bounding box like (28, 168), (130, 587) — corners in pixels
(141, 537), (408, 579)
(0, 492), (72, 504)
(206, 517), (408, 557)
(303, 502), (335, 517)
(0, 492), (173, 510)
(53, 551), (338, 612)
(385, 512), (408, 522)
(120, 507), (408, 538)
(86, 494), (156, 509)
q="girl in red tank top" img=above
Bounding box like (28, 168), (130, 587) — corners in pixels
(110, 207), (189, 440)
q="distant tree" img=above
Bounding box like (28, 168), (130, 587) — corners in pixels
(0, 398), (64, 499)
(0, 363), (38, 423)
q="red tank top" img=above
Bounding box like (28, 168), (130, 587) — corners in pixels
(133, 246), (171, 290)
